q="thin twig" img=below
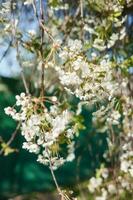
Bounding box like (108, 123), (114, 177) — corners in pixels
(80, 0), (83, 18)
(0, 123), (20, 155)
(46, 149), (71, 200)
(11, 5), (30, 95)
(20, 68), (30, 95)
(39, 0), (45, 97)
(16, 41), (30, 95)
(32, 0), (55, 43)
(47, 151), (61, 192)
(0, 40), (12, 63)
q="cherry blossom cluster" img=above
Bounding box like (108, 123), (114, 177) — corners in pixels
(87, 68), (133, 199)
(92, 101), (121, 133)
(120, 133), (133, 178)
(54, 39), (119, 104)
(88, 163), (133, 200)
(4, 93), (79, 169)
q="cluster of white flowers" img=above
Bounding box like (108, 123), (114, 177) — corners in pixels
(120, 133), (133, 177)
(83, 10), (127, 51)
(92, 100), (121, 135)
(94, 19), (126, 50)
(106, 110), (121, 125)
(88, 66), (133, 199)
(88, 162), (133, 200)
(54, 39), (119, 104)
(88, 177), (103, 193)
(4, 93), (78, 169)
(88, 167), (109, 200)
